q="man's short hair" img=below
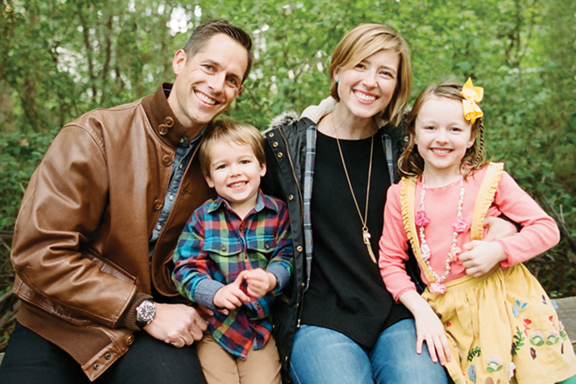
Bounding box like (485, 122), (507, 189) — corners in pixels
(183, 19), (254, 83)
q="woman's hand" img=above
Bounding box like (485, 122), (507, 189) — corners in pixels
(482, 216), (518, 241)
(459, 240), (507, 277)
(399, 290), (452, 366)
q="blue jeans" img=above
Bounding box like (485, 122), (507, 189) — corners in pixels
(290, 319), (448, 384)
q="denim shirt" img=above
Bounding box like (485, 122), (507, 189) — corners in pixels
(149, 130), (206, 257)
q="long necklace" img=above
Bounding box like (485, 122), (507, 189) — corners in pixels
(331, 115), (377, 264)
(416, 177), (468, 294)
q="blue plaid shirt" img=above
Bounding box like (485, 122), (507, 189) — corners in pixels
(172, 190), (293, 359)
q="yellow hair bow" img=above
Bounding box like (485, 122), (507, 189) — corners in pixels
(460, 78), (483, 124)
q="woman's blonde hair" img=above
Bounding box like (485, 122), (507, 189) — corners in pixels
(398, 82), (487, 179)
(328, 24), (412, 127)
(199, 118), (265, 177)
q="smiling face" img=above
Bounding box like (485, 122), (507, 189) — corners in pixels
(415, 95), (477, 179)
(168, 33), (249, 131)
(204, 140), (266, 217)
(334, 49), (400, 122)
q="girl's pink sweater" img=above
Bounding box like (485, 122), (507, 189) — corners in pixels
(379, 166), (560, 302)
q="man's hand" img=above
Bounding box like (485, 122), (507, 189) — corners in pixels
(144, 303), (208, 348)
(213, 272), (251, 314)
(243, 268), (277, 298)
(459, 241), (507, 277)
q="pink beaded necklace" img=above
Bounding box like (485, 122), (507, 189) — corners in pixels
(416, 177), (469, 294)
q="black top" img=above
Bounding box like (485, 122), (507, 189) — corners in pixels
(300, 130), (411, 348)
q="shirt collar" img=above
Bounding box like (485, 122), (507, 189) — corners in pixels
(141, 83), (212, 147)
(207, 189), (279, 215)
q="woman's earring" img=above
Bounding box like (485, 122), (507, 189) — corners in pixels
(335, 79), (339, 83)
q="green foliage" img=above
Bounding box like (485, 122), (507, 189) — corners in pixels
(0, 0), (575, 295)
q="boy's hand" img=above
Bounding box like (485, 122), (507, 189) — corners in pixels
(213, 272), (251, 314)
(243, 268), (277, 298)
(459, 240), (507, 277)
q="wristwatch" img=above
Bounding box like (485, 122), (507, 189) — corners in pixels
(135, 299), (156, 330)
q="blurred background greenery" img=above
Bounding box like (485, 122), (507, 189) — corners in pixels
(1, 0), (575, 350)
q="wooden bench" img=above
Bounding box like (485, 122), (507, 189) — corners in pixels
(556, 296), (576, 353)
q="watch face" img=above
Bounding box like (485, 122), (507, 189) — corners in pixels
(137, 301), (156, 324)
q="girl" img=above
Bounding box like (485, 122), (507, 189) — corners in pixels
(378, 79), (576, 384)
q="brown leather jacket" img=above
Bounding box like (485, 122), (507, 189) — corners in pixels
(10, 83), (215, 381)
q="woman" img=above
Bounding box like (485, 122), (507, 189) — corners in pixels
(262, 24), (511, 383)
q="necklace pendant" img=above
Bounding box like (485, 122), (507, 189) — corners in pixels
(362, 229), (371, 245)
(362, 228), (377, 264)
(430, 282), (447, 295)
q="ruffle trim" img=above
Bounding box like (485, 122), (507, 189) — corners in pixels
(470, 163), (504, 240)
(399, 162), (505, 284)
(400, 177), (436, 284)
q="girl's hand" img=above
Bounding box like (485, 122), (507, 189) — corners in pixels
(459, 240), (507, 277)
(399, 291), (452, 366)
(412, 304), (452, 366)
(243, 268), (277, 298)
(213, 272), (251, 314)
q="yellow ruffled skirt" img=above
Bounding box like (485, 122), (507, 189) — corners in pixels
(423, 264), (576, 384)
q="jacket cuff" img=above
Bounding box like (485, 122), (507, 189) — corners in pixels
(266, 264), (290, 293)
(118, 292), (153, 331)
(194, 279), (225, 310)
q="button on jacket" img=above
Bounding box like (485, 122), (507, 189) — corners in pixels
(10, 83), (216, 381)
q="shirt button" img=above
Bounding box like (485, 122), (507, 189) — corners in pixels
(277, 152), (283, 158)
(272, 141), (279, 148)
(179, 137), (185, 144)
(153, 199), (163, 211)
(296, 245), (303, 253)
(126, 335), (134, 346)
(104, 353), (112, 360)
(156, 224), (162, 230)
(169, 194), (174, 201)
(221, 245), (227, 252)
(269, 132), (275, 138)
(288, 194), (294, 201)
(265, 243), (271, 250)
(179, 163), (183, 169)
(93, 363), (100, 370)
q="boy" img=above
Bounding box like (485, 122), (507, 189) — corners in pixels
(172, 118), (292, 384)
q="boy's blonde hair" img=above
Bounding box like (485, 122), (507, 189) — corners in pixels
(328, 23), (412, 127)
(398, 81), (487, 179)
(199, 118), (265, 177)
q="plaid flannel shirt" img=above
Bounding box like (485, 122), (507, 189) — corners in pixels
(172, 190), (293, 359)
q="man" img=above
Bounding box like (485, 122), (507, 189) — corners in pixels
(0, 19), (253, 383)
